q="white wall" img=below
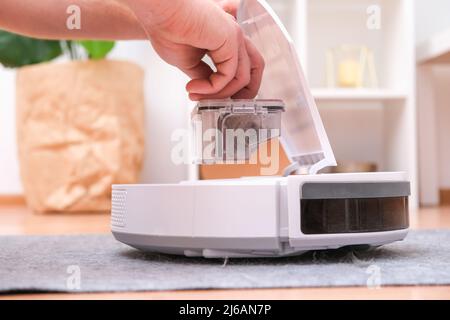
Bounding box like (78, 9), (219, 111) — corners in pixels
(415, 0), (450, 44)
(0, 41), (190, 194)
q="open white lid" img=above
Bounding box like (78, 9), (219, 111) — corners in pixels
(238, 0), (336, 174)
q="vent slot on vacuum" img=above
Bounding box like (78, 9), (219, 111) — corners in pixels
(111, 189), (127, 228)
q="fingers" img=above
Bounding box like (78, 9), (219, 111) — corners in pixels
(182, 59), (213, 81)
(151, 37), (214, 81)
(184, 9), (265, 101)
(189, 36), (264, 101)
(186, 26), (240, 96)
(189, 33), (251, 101)
(231, 38), (265, 99)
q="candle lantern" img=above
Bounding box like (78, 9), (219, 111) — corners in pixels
(326, 45), (378, 89)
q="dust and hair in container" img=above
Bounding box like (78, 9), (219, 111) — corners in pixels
(191, 99), (285, 164)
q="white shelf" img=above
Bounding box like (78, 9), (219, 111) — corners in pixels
(417, 28), (450, 64)
(312, 88), (408, 102)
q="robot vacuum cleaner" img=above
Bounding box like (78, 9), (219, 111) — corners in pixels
(111, 0), (410, 258)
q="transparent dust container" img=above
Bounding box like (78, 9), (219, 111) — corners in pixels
(191, 99), (285, 164)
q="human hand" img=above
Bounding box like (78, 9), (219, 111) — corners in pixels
(122, 0), (264, 100)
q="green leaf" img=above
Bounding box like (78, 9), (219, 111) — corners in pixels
(0, 30), (62, 68)
(78, 40), (115, 60)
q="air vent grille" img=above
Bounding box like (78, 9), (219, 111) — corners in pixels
(111, 189), (127, 228)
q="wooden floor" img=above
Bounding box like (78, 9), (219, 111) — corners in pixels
(0, 204), (449, 300)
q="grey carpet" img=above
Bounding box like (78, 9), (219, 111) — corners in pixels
(0, 230), (449, 294)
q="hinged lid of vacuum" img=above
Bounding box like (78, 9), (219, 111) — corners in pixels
(238, 0), (336, 174)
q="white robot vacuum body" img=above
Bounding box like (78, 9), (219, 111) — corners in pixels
(112, 172), (409, 258)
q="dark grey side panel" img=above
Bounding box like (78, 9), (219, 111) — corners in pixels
(301, 182), (411, 200)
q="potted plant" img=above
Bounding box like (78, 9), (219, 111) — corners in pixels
(0, 31), (145, 213)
